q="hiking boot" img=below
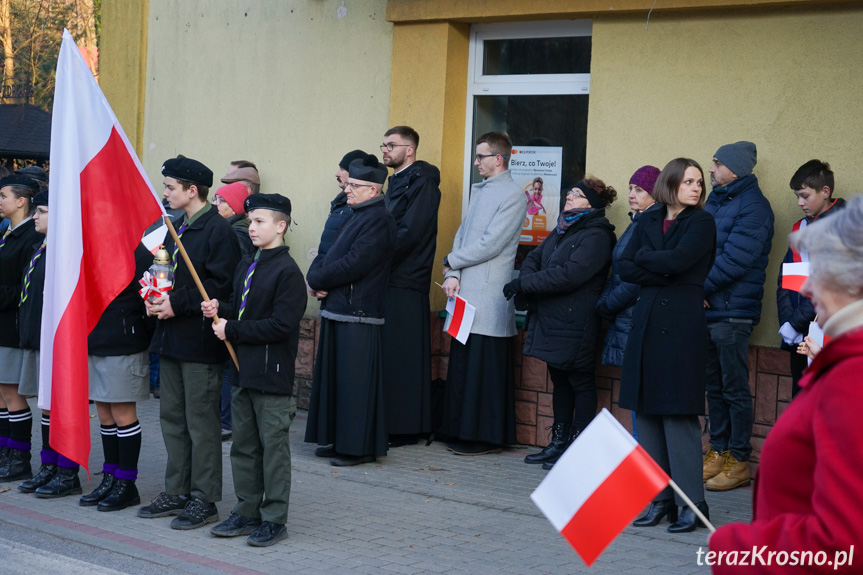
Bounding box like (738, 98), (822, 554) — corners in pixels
(210, 513), (262, 537)
(705, 452), (751, 491)
(34, 467), (82, 498)
(79, 472), (115, 506)
(247, 521), (288, 547)
(171, 497), (218, 530)
(702, 447), (725, 482)
(98, 479), (140, 512)
(138, 492), (189, 518)
(19, 464), (58, 493)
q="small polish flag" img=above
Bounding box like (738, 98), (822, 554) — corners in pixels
(807, 321), (832, 364)
(782, 261), (810, 293)
(531, 409), (670, 566)
(142, 224), (168, 255)
(444, 295), (476, 345)
(38, 30), (165, 469)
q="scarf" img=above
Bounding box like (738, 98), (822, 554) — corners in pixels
(556, 207), (592, 235)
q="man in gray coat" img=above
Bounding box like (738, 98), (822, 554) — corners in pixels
(440, 131), (526, 455)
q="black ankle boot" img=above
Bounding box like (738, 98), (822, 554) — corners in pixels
(633, 499), (679, 526)
(19, 464), (58, 493)
(668, 500), (709, 533)
(525, 422), (570, 464)
(0, 449), (32, 482)
(0, 446), (9, 468)
(34, 466), (82, 498)
(97, 479), (140, 512)
(79, 473), (115, 506)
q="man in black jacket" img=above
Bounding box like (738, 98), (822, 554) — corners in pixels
(139, 157), (241, 530)
(203, 193), (306, 547)
(380, 126), (441, 446)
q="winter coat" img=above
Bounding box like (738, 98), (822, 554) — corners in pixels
(596, 204), (659, 367)
(618, 206), (716, 415)
(703, 174), (774, 324)
(444, 170), (526, 337)
(775, 198), (845, 348)
(385, 160), (441, 292)
(88, 244), (155, 356)
(0, 218), (43, 348)
(227, 213), (254, 259)
(709, 323), (863, 574)
(520, 210), (616, 370)
(311, 190), (352, 269)
(149, 204), (242, 364)
(221, 246), (307, 394)
(307, 195), (396, 323)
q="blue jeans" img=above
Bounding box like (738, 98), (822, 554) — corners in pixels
(705, 321), (753, 461)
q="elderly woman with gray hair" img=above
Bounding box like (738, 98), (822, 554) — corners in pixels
(708, 194), (863, 574)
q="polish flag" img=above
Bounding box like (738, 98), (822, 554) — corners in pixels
(531, 409), (670, 566)
(38, 30), (165, 469)
(444, 294), (476, 344)
(781, 261), (810, 293)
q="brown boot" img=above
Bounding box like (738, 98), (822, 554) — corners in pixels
(702, 448), (725, 482)
(705, 452), (751, 491)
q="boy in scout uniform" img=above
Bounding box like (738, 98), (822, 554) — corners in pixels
(202, 193), (306, 546)
(139, 157), (241, 529)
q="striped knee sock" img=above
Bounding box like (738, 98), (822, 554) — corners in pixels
(116, 420), (141, 481)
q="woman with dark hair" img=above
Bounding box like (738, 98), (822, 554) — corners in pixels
(618, 158), (716, 533)
(503, 177), (617, 469)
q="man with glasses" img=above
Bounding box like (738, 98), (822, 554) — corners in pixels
(439, 131), (526, 455)
(379, 126), (441, 448)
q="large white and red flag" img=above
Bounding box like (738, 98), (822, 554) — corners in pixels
(38, 30), (165, 469)
(531, 409), (670, 566)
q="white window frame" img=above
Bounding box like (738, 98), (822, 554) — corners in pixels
(462, 20), (592, 213)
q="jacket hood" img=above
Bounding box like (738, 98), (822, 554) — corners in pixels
(394, 160), (441, 186)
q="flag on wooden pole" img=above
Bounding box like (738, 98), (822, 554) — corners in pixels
(38, 30), (165, 469)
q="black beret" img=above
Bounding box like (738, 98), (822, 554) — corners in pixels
(161, 156), (213, 187)
(0, 174), (41, 191)
(14, 166), (48, 183)
(32, 190), (49, 207)
(245, 193), (292, 216)
(348, 154), (387, 185)
(339, 149), (368, 170)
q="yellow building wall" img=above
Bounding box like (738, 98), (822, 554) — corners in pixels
(587, 4), (863, 345)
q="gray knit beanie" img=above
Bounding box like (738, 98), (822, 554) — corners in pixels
(714, 141), (757, 177)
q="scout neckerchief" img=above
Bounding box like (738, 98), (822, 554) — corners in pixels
(237, 261), (257, 320)
(171, 222), (188, 276)
(0, 229), (9, 256)
(20, 243), (46, 306)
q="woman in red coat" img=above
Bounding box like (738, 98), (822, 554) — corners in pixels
(708, 194), (863, 573)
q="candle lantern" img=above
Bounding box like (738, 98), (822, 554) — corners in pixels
(142, 246), (174, 302)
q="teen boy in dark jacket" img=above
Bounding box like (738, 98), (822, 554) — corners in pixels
(140, 157), (241, 530)
(203, 193), (306, 547)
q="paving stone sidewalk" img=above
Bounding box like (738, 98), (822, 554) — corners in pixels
(0, 396), (752, 574)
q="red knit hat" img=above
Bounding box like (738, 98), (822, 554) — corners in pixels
(216, 182), (249, 214)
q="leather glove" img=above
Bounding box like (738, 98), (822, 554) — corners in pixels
(502, 278), (522, 300)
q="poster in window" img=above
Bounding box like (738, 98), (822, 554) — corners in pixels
(509, 146), (563, 247)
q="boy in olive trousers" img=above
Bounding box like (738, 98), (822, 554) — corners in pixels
(202, 193), (306, 547)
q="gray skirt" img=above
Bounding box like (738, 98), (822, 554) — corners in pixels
(0, 346), (23, 384)
(18, 349), (40, 397)
(89, 352), (150, 403)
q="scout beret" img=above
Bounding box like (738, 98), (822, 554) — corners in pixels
(14, 166), (49, 183)
(348, 154), (387, 185)
(32, 190), (49, 207)
(161, 156), (213, 187)
(245, 193), (292, 216)
(0, 174), (41, 191)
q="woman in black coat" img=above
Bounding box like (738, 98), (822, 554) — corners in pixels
(503, 178), (617, 469)
(618, 158), (716, 533)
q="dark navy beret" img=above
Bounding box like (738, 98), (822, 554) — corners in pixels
(32, 190), (49, 207)
(245, 193), (292, 216)
(161, 156), (213, 187)
(14, 166), (48, 183)
(0, 174), (41, 191)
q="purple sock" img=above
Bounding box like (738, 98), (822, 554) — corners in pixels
(41, 449), (58, 465)
(114, 468), (138, 481)
(0, 437), (8, 448)
(57, 454), (79, 470)
(7, 439), (31, 452)
(102, 462), (119, 476)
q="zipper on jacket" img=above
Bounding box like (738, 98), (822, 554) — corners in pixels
(348, 283), (353, 304)
(264, 345), (269, 371)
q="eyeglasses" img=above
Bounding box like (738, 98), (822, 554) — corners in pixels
(566, 189), (585, 198)
(475, 153), (506, 162)
(380, 143), (411, 152)
(212, 196), (224, 205)
(345, 182), (373, 190)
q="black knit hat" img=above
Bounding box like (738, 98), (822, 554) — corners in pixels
(348, 154), (387, 185)
(245, 193), (292, 216)
(339, 149), (368, 170)
(161, 156), (213, 187)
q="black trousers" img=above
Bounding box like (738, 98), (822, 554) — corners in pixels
(548, 366), (597, 434)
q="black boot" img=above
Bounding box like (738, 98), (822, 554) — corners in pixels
(633, 499), (679, 526)
(34, 466), (82, 498)
(0, 446), (9, 468)
(79, 473), (115, 506)
(668, 500), (709, 533)
(540, 428), (580, 470)
(0, 449), (32, 482)
(97, 479), (140, 512)
(524, 422), (570, 464)
(18, 464), (58, 493)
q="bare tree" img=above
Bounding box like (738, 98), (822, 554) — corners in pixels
(0, 0), (14, 102)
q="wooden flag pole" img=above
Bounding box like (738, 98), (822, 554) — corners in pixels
(163, 216), (240, 370)
(668, 479), (716, 533)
